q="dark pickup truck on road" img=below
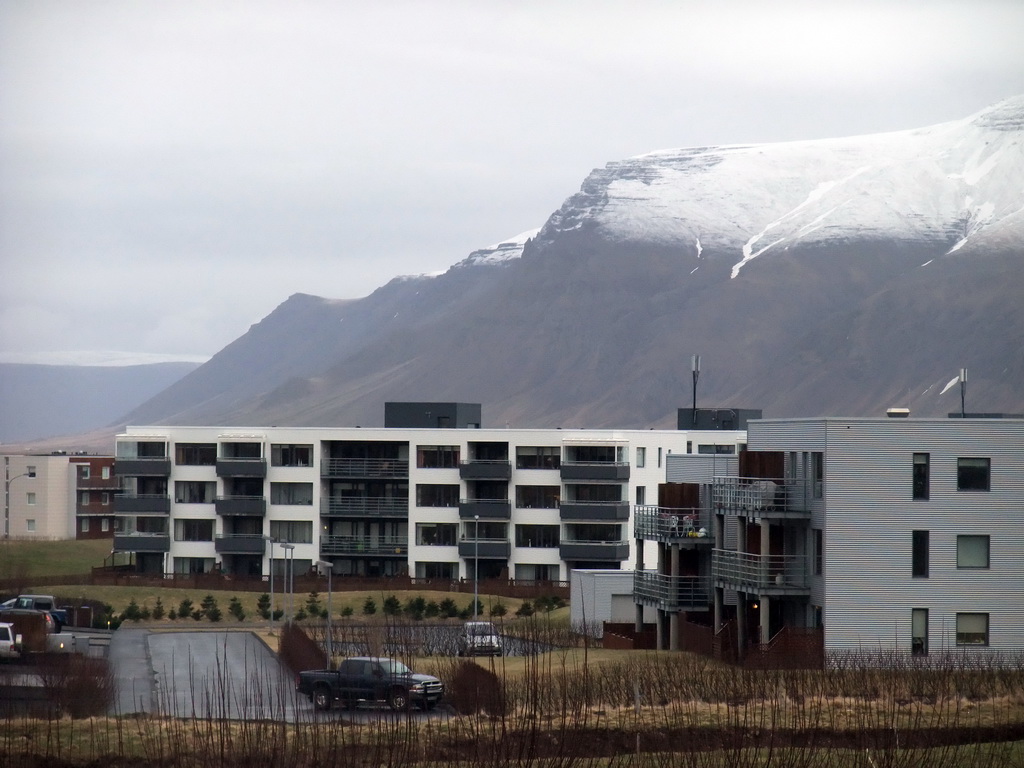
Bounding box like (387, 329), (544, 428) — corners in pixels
(296, 656), (445, 711)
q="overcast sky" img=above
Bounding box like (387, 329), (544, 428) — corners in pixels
(3, 1), (1023, 365)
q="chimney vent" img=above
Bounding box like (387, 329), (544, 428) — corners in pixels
(886, 408), (910, 418)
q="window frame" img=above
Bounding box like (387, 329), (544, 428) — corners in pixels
(955, 612), (989, 646)
(912, 453), (930, 500)
(957, 457), (991, 491)
(956, 534), (990, 569)
(911, 529), (929, 578)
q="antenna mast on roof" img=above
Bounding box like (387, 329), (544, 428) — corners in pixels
(691, 355), (700, 426)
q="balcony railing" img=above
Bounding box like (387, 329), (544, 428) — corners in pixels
(115, 457), (171, 477)
(459, 499), (512, 519)
(321, 458), (409, 479)
(458, 538), (511, 559)
(560, 462), (630, 481)
(712, 549), (810, 593)
(559, 540), (630, 561)
(634, 505), (713, 544)
(320, 497), (409, 517)
(215, 458), (268, 478)
(712, 477), (812, 517)
(559, 500), (630, 521)
(215, 534), (267, 555)
(459, 460), (512, 480)
(113, 494), (170, 514)
(215, 496), (267, 516)
(321, 535), (409, 557)
(113, 533), (170, 553)
(634, 571), (712, 611)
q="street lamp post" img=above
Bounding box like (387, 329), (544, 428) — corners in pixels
(473, 514), (480, 620)
(265, 536), (276, 630)
(4, 461), (36, 540)
(280, 542), (295, 622)
(316, 559), (333, 665)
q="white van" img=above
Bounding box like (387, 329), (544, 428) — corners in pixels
(457, 621), (503, 657)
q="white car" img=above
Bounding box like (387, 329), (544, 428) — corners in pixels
(0, 622), (22, 660)
(457, 621), (503, 657)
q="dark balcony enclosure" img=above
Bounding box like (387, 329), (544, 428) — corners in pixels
(467, 442), (509, 462)
(175, 443), (216, 466)
(225, 478), (264, 496)
(515, 446), (560, 470)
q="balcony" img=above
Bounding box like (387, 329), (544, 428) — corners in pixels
(712, 549), (810, 594)
(215, 496), (267, 516)
(115, 457), (171, 477)
(113, 494), (170, 514)
(712, 477), (812, 519)
(559, 540), (630, 561)
(113, 533), (170, 553)
(459, 460), (512, 480)
(320, 496), (409, 518)
(321, 535), (408, 557)
(458, 539), (511, 559)
(560, 462), (630, 482)
(459, 499), (512, 519)
(321, 458), (409, 478)
(214, 534), (267, 555)
(216, 458), (267, 478)
(634, 571), (712, 611)
(633, 506), (713, 545)
(78, 478), (121, 491)
(558, 500), (630, 521)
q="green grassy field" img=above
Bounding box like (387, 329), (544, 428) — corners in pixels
(0, 537), (111, 579)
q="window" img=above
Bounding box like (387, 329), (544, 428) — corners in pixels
(912, 453), (930, 500)
(416, 484), (459, 507)
(812, 452), (824, 499)
(175, 443), (216, 465)
(26, 465), (36, 477)
(958, 458), (990, 491)
(81, 518), (90, 533)
(657, 447), (663, 468)
(912, 609), (928, 656)
(101, 519), (110, 532)
(636, 447), (646, 468)
(911, 530), (929, 577)
(516, 446), (560, 470)
(174, 519), (214, 542)
(957, 535), (990, 569)
(102, 466), (111, 480)
(102, 492), (110, 505)
(270, 482), (313, 505)
(636, 486), (646, 505)
(269, 520), (312, 544)
(956, 613), (989, 646)
(26, 519), (36, 532)
(220, 441), (261, 459)
(416, 523), (457, 546)
(80, 492), (90, 506)
(80, 465), (90, 480)
(464, 521), (507, 540)
(175, 481), (216, 504)
(417, 445), (460, 468)
(271, 444), (313, 467)
(26, 493), (36, 505)
(697, 444), (736, 455)
(814, 529), (824, 575)
(421, 561), (457, 579)
(515, 524), (559, 548)
(515, 485), (560, 509)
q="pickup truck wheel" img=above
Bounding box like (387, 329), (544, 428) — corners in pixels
(313, 685), (332, 711)
(388, 688), (410, 711)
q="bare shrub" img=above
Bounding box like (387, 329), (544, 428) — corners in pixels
(446, 659), (506, 716)
(35, 652), (114, 718)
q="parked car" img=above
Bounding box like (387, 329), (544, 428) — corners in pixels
(0, 622), (23, 661)
(457, 621), (503, 657)
(297, 656), (445, 711)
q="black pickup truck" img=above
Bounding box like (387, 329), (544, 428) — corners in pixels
(296, 656), (445, 711)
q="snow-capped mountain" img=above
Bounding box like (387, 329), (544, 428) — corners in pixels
(118, 98), (1023, 432)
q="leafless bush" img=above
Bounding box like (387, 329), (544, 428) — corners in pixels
(34, 652), (114, 718)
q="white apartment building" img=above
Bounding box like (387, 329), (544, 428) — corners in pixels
(112, 405), (750, 581)
(636, 415), (1024, 661)
(3, 454), (77, 541)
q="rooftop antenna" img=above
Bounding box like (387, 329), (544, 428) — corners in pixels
(960, 368), (967, 418)
(691, 354), (700, 426)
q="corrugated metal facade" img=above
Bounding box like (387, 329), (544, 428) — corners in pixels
(749, 418), (1024, 655)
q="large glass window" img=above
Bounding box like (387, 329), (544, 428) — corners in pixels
(516, 446), (560, 470)
(957, 458), (990, 491)
(416, 523), (457, 546)
(175, 443), (216, 465)
(270, 483), (313, 505)
(956, 613), (989, 646)
(416, 484), (460, 507)
(515, 524), (559, 548)
(912, 453), (930, 500)
(175, 481), (216, 504)
(912, 609), (928, 656)
(270, 520), (312, 543)
(911, 530), (929, 578)
(957, 535), (990, 569)
(515, 485), (560, 509)
(271, 444), (313, 467)
(174, 519), (214, 542)
(417, 445), (460, 468)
